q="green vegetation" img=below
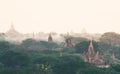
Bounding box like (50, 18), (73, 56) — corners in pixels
(75, 40), (99, 53)
(0, 33), (120, 74)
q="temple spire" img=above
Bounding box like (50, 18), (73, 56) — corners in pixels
(48, 33), (53, 42)
(10, 21), (15, 31)
(63, 32), (73, 48)
(88, 40), (95, 54)
(89, 40), (93, 48)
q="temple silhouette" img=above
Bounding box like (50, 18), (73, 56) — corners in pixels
(63, 33), (73, 48)
(83, 41), (106, 66)
(48, 33), (53, 42)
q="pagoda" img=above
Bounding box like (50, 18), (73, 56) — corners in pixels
(5, 22), (23, 43)
(63, 32), (73, 48)
(48, 33), (53, 42)
(83, 41), (106, 66)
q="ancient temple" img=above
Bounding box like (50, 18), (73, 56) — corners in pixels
(83, 41), (106, 66)
(6, 22), (22, 37)
(63, 33), (73, 48)
(5, 22), (23, 43)
(48, 33), (53, 42)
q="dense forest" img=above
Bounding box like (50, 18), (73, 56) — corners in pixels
(0, 32), (120, 74)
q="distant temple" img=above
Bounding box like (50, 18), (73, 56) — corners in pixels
(48, 33), (53, 42)
(83, 41), (106, 66)
(63, 33), (73, 48)
(5, 22), (23, 43)
(6, 22), (22, 37)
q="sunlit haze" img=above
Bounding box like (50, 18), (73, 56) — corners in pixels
(0, 0), (120, 34)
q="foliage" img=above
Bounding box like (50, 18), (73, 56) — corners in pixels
(75, 40), (99, 53)
(111, 64), (120, 72)
(21, 39), (59, 51)
(0, 41), (15, 55)
(0, 39), (119, 74)
(0, 50), (30, 68)
(100, 32), (120, 46)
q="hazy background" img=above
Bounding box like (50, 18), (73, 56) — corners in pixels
(0, 0), (120, 34)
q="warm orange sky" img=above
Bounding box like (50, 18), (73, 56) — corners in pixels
(0, 0), (120, 34)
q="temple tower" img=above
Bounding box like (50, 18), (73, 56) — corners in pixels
(84, 41), (95, 62)
(8, 22), (16, 32)
(5, 21), (23, 43)
(83, 41), (106, 66)
(48, 33), (53, 42)
(87, 41), (95, 56)
(64, 32), (73, 48)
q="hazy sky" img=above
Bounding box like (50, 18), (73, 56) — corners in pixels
(0, 0), (120, 34)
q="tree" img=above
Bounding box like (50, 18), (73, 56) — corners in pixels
(53, 54), (84, 74)
(39, 41), (59, 50)
(21, 38), (37, 47)
(21, 39), (59, 51)
(0, 50), (30, 68)
(100, 32), (120, 46)
(75, 41), (99, 53)
(111, 64), (120, 72)
(0, 41), (15, 55)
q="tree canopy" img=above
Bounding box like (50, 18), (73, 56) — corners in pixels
(100, 32), (120, 46)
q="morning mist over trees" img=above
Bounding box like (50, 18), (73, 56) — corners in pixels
(1, 0), (120, 74)
(0, 23), (120, 74)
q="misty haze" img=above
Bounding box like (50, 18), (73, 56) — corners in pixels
(0, 0), (120, 74)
